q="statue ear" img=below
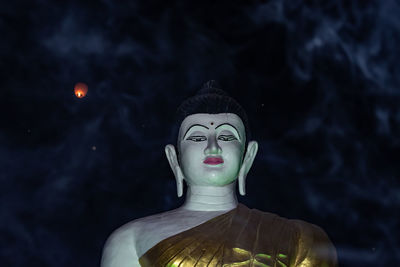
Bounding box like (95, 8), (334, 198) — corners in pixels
(238, 141), (258, 196)
(165, 144), (184, 197)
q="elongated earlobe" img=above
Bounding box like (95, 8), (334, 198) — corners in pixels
(165, 144), (184, 197)
(238, 167), (247, 196)
(238, 141), (259, 196)
(174, 166), (184, 197)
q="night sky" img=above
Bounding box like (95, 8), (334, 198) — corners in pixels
(1, 1), (399, 266)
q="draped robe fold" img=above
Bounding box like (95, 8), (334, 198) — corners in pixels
(139, 204), (337, 267)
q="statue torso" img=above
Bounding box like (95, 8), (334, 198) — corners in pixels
(102, 204), (337, 267)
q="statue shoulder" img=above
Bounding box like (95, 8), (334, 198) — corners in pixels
(100, 219), (144, 267)
(290, 219), (338, 266)
(101, 209), (182, 267)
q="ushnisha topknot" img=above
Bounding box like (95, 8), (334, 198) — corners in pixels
(177, 80), (251, 144)
(197, 80), (230, 96)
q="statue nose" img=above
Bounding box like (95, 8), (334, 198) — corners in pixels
(204, 134), (222, 155)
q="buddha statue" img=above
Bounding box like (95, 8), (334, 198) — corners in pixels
(101, 81), (337, 267)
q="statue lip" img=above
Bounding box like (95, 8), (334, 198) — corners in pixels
(203, 156), (224, 165)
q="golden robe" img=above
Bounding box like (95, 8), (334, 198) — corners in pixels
(139, 204), (337, 267)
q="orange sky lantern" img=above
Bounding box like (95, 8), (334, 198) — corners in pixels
(74, 82), (88, 98)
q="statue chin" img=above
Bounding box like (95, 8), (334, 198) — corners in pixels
(182, 165), (240, 187)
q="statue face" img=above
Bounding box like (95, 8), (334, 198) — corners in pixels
(178, 113), (246, 186)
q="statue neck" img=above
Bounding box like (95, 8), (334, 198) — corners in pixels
(181, 182), (238, 211)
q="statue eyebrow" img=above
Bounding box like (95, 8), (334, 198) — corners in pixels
(183, 124), (209, 139)
(215, 123), (241, 140)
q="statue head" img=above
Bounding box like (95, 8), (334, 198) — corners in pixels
(165, 81), (258, 197)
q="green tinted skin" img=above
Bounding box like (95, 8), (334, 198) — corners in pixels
(178, 113), (246, 186)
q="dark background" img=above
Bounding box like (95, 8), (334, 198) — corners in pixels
(1, 0), (399, 266)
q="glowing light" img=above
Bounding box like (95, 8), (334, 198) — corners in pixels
(74, 82), (88, 98)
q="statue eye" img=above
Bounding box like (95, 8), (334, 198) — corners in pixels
(218, 135), (237, 141)
(187, 136), (207, 142)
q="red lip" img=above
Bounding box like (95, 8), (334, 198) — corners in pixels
(203, 157), (224, 165)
